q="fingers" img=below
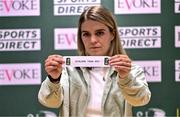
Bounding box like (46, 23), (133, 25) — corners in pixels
(114, 65), (131, 72)
(109, 54), (131, 68)
(109, 54), (132, 78)
(46, 55), (65, 65)
(45, 54), (65, 73)
(45, 62), (60, 73)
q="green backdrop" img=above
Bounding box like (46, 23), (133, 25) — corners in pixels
(0, 0), (180, 116)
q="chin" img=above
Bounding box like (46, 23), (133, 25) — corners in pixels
(89, 53), (105, 56)
(86, 50), (107, 56)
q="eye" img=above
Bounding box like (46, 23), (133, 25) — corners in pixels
(81, 32), (90, 38)
(96, 31), (104, 36)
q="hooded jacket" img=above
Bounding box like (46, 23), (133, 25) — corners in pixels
(38, 64), (151, 117)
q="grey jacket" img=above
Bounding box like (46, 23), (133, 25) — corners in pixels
(38, 64), (151, 117)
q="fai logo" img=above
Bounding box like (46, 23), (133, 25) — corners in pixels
(136, 108), (166, 117)
(27, 110), (57, 117)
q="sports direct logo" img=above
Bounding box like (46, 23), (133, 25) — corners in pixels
(119, 26), (161, 48)
(114, 0), (161, 14)
(54, 0), (101, 16)
(0, 0), (40, 16)
(0, 29), (41, 51)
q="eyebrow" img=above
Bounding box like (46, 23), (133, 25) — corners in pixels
(81, 28), (106, 33)
(95, 29), (106, 32)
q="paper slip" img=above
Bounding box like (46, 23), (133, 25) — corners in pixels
(63, 56), (110, 67)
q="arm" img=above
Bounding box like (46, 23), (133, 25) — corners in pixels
(38, 54), (65, 108)
(109, 55), (151, 106)
(38, 76), (63, 108)
(118, 64), (151, 106)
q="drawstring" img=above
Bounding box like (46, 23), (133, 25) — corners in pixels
(68, 73), (71, 116)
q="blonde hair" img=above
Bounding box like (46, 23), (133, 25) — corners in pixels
(77, 5), (126, 56)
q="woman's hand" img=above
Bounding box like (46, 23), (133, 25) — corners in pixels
(45, 54), (65, 79)
(109, 54), (132, 79)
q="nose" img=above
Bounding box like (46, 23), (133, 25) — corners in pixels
(90, 35), (98, 43)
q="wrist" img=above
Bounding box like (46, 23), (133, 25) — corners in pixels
(48, 74), (61, 83)
(118, 73), (128, 79)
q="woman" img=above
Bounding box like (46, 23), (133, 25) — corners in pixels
(38, 5), (151, 117)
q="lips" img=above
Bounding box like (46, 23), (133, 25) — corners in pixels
(90, 46), (101, 49)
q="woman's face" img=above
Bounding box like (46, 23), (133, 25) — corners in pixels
(81, 20), (114, 56)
